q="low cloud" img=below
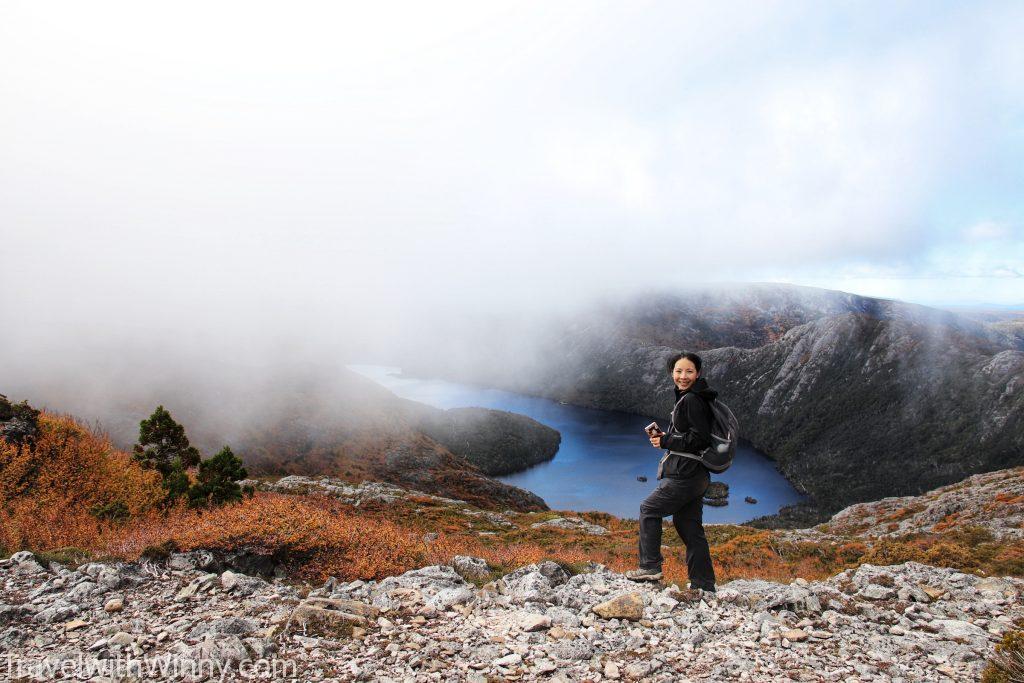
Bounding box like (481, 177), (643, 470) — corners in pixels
(1, 1), (1022, 376)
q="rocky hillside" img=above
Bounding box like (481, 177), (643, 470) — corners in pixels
(409, 404), (561, 476)
(703, 312), (1023, 519)
(3, 547), (1021, 681)
(397, 284), (1024, 522)
(818, 466), (1024, 540)
(948, 306), (1024, 351)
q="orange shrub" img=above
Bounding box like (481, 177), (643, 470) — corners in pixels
(990, 543), (1024, 576)
(0, 412), (164, 554)
(0, 497), (106, 552)
(861, 537), (923, 566)
(924, 542), (976, 569)
(149, 493), (427, 582)
(933, 512), (961, 532)
(0, 412), (163, 514)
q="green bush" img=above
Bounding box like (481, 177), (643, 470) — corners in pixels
(187, 445), (248, 509)
(133, 405), (200, 475)
(90, 500), (130, 523)
(140, 539), (180, 562)
(36, 547), (92, 568)
(161, 460), (191, 505)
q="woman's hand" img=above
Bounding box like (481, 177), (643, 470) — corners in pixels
(649, 432), (664, 448)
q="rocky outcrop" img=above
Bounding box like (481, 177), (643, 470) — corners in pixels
(0, 394), (40, 447)
(239, 475), (531, 527)
(821, 466), (1024, 540)
(239, 475), (466, 506)
(530, 517), (609, 535)
(3, 549), (1021, 681)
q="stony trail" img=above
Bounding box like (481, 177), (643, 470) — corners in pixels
(2, 548), (1021, 682)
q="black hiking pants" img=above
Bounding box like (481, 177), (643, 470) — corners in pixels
(638, 471), (716, 590)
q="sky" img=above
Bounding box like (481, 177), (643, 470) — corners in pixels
(2, 1), (1023, 366)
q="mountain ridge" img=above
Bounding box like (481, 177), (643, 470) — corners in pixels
(394, 284), (1024, 523)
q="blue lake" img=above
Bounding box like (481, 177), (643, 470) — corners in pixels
(349, 364), (806, 523)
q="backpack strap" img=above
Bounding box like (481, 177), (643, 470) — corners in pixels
(670, 392), (711, 432)
(667, 392), (713, 454)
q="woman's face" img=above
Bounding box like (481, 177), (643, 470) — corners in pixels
(672, 358), (700, 391)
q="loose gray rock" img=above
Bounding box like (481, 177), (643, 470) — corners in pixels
(450, 556), (491, 582)
(592, 593), (644, 621)
(188, 616), (259, 639)
(220, 570), (265, 596)
(167, 550), (217, 572)
(860, 584), (896, 601)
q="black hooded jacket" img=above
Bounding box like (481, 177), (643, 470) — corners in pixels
(659, 376), (718, 479)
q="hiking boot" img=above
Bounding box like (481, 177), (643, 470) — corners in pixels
(625, 568), (663, 582)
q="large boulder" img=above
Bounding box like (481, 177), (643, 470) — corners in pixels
(497, 561), (570, 605)
(450, 556), (492, 582)
(591, 592), (644, 621)
(288, 598), (377, 638)
(371, 565), (474, 611)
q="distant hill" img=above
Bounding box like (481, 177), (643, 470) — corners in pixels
(2, 366), (557, 512)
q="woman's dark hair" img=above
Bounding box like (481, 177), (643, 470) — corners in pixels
(665, 351), (702, 374)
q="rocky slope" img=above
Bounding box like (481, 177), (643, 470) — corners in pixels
(4, 466), (1023, 681)
(947, 306), (1024, 351)
(3, 547), (1021, 682)
(397, 284), (1024, 522)
(702, 312), (1024, 517)
(818, 466), (1024, 540)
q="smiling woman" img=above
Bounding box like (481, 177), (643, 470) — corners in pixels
(626, 352), (718, 590)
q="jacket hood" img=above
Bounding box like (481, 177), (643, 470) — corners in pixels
(673, 376), (718, 402)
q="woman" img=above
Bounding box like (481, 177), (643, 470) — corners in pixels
(625, 351), (717, 591)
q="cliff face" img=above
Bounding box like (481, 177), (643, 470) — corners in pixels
(701, 313), (1024, 510)
(398, 284), (1024, 520)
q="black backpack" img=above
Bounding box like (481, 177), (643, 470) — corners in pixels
(664, 393), (738, 473)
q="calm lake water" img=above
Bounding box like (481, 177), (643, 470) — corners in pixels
(349, 364), (805, 523)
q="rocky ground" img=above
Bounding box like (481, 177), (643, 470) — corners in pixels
(3, 546), (1022, 682)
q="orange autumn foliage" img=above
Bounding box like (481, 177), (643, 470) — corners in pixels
(0, 412), (163, 512)
(2, 411), (1022, 587)
(0, 412), (164, 552)
(115, 493), (429, 582)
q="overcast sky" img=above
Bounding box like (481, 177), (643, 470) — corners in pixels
(2, 1), (1023, 365)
